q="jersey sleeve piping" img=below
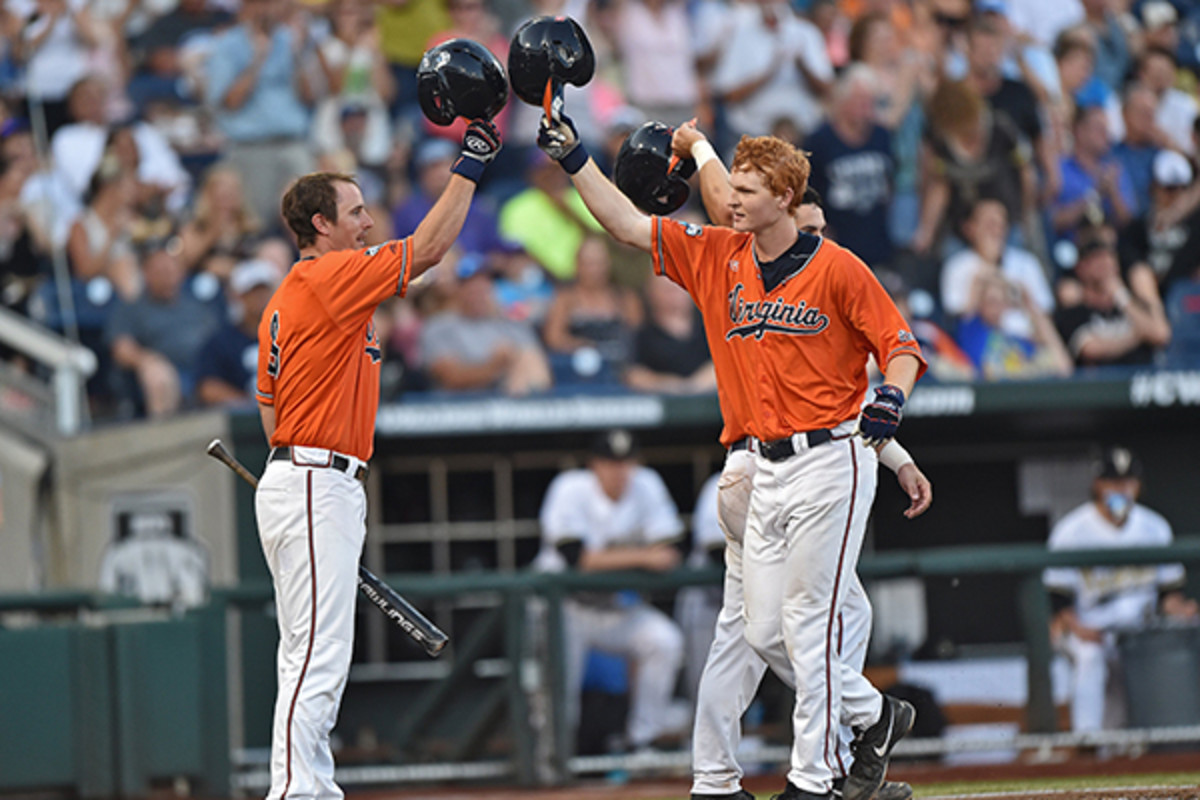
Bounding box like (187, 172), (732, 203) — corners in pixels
(397, 237), (411, 297)
(256, 389), (274, 404)
(653, 216), (666, 277)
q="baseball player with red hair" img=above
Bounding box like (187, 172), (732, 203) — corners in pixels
(536, 109), (925, 800)
(253, 117), (501, 800)
(672, 126), (928, 800)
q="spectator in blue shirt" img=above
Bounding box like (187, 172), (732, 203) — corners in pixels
(194, 258), (280, 407)
(392, 138), (503, 254)
(204, 0), (316, 227)
(1051, 105), (1136, 248)
(1111, 84), (1167, 216)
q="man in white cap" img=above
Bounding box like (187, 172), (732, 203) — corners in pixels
(194, 259), (281, 407)
(1118, 149), (1200, 296)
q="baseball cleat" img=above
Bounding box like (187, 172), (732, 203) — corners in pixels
(832, 777), (913, 800)
(770, 780), (832, 799)
(843, 695), (916, 800)
(691, 790), (756, 800)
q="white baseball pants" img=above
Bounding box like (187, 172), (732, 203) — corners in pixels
(690, 446), (877, 796)
(562, 600), (685, 749)
(256, 456), (367, 800)
(742, 432), (882, 795)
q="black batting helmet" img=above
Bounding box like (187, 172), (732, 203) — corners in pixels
(417, 38), (508, 126)
(507, 16), (595, 109)
(613, 121), (697, 215)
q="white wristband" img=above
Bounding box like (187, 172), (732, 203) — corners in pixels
(691, 139), (719, 171)
(878, 440), (914, 474)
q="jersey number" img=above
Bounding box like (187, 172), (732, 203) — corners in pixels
(267, 311), (281, 378)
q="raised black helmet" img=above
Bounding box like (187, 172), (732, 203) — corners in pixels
(507, 16), (595, 109)
(417, 38), (508, 126)
(613, 121), (697, 215)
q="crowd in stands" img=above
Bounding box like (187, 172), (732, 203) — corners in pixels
(2, 0), (1200, 421)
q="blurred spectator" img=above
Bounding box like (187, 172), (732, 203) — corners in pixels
(1118, 150), (1200, 299)
(1111, 84), (1168, 216)
(194, 258), (280, 407)
(1003, 0), (1083, 49)
(178, 164), (263, 277)
(596, 106), (642, 178)
(50, 76), (190, 213)
(878, 268), (977, 382)
(608, 0), (699, 125)
(17, 0), (103, 135)
(623, 275), (714, 394)
(66, 156), (140, 301)
(1163, 258), (1200, 368)
(1046, 30), (1094, 170)
(913, 79), (1033, 256)
(313, 0), (394, 171)
(543, 234), (641, 383)
(707, 0), (833, 143)
(1051, 105), (1136, 244)
(1075, 0), (1129, 93)
(0, 139), (47, 320)
(2, 122), (79, 253)
(804, 64), (894, 268)
(106, 239), (223, 417)
(940, 197), (1054, 336)
(204, 0), (316, 229)
(393, 138), (503, 256)
(534, 428), (685, 754)
(499, 150), (603, 281)
(1044, 446), (1199, 734)
(1054, 239), (1171, 369)
(491, 241), (554, 328)
(954, 272), (1073, 379)
(964, 16), (1047, 175)
(419, 255), (551, 396)
(134, 0), (231, 53)
(1134, 46), (1197, 157)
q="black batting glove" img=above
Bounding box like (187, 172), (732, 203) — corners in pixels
(858, 384), (906, 447)
(537, 113), (588, 174)
(451, 119), (502, 183)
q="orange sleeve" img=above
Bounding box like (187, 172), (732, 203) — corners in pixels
(836, 250), (927, 381)
(307, 237), (413, 330)
(650, 216), (741, 301)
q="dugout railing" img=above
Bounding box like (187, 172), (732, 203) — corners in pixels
(6, 540), (1200, 797)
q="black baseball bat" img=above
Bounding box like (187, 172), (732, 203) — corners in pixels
(206, 438), (448, 657)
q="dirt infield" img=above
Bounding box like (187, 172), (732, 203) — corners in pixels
(352, 751), (1200, 800)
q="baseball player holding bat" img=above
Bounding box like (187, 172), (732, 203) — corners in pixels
(536, 108), (925, 799)
(668, 168), (928, 800)
(252, 107), (501, 800)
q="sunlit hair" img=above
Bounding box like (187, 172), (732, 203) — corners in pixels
(730, 135), (810, 213)
(281, 172), (359, 248)
(927, 80), (985, 140)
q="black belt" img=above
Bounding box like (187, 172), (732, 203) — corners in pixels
(728, 429), (833, 462)
(270, 447), (368, 483)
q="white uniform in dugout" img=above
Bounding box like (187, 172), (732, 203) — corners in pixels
(1044, 500), (1185, 731)
(537, 435), (686, 751)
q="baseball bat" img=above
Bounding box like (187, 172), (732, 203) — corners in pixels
(205, 438), (449, 657)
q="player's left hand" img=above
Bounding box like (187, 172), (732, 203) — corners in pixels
(858, 384), (905, 447)
(896, 463), (932, 519)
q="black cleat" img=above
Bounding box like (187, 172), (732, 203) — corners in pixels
(692, 791), (756, 800)
(770, 780), (832, 800)
(843, 695), (916, 800)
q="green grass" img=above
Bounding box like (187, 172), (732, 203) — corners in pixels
(910, 772), (1200, 797)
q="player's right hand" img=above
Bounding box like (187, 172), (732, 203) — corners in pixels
(671, 120), (704, 159)
(537, 113), (580, 163)
(897, 463), (932, 519)
(451, 119), (502, 182)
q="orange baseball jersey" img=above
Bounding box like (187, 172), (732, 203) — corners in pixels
(256, 238), (414, 462)
(650, 218), (925, 445)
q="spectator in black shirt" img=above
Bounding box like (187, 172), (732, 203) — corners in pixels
(624, 276), (714, 395)
(194, 258), (280, 407)
(1118, 149), (1200, 299)
(1054, 239), (1170, 369)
